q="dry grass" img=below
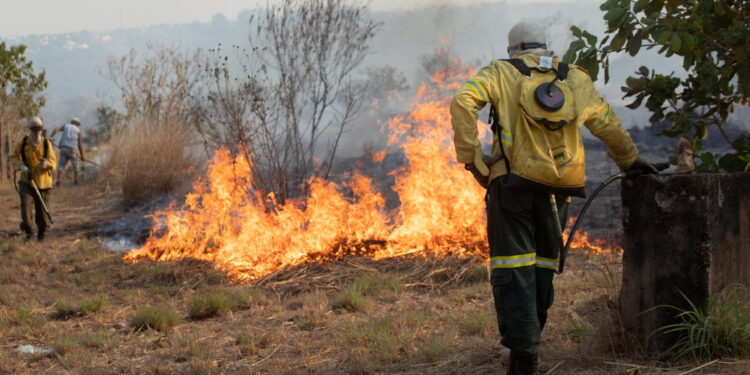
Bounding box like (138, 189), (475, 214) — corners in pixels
(0, 183), (748, 374)
(106, 117), (197, 205)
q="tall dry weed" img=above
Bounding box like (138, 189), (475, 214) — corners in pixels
(107, 117), (197, 204)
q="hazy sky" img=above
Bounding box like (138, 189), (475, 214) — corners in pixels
(0, 0), (594, 37)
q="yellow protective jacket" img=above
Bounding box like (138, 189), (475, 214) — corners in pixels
(11, 135), (57, 189)
(451, 54), (638, 195)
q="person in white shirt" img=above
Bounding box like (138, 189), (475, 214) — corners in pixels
(51, 117), (86, 185)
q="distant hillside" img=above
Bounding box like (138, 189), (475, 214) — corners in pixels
(3, 1), (747, 140)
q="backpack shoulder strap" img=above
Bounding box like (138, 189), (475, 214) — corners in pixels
(21, 136), (29, 167)
(502, 58), (531, 77)
(504, 58), (570, 81)
(43, 137), (49, 159)
(557, 62), (569, 80)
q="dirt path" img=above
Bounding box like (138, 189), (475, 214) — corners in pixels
(0, 181), (122, 240)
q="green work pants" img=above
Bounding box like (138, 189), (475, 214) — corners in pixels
(486, 178), (568, 355)
(18, 181), (51, 236)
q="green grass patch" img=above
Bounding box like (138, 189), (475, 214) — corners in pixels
(189, 294), (233, 320)
(657, 285), (750, 360)
(417, 336), (457, 362)
(332, 286), (370, 312)
(130, 306), (181, 331)
(337, 314), (417, 366)
(188, 288), (253, 320)
(14, 309), (45, 328)
(456, 309), (491, 336)
(350, 273), (403, 298)
(53, 296), (109, 319)
(332, 273), (403, 312)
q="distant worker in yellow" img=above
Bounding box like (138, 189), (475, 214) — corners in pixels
(451, 22), (657, 374)
(51, 117), (85, 185)
(11, 117), (57, 241)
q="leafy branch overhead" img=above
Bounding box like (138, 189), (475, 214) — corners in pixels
(0, 42), (47, 118)
(563, 0), (750, 172)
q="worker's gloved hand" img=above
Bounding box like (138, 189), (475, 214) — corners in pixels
(39, 159), (48, 170)
(464, 163), (489, 189)
(18, 165), (29, 175)
(623, 157), (659, 174)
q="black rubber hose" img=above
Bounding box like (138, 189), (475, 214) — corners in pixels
(557, 162), (670, 274)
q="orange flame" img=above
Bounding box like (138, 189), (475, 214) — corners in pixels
(124, 52), (617, 281)
(562, 217), (622, 254)
(124, 54), (488, 281)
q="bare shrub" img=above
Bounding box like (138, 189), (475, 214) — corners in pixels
(106, 46), (203, 204)
(192, 0), (380, 203)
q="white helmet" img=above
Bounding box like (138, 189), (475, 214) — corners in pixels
(508, 22), (549, 57)
(27, 117), (43, 129)
(71, 117), (81, 125)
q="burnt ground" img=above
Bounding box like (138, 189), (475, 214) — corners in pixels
(0, 181), (748, 374)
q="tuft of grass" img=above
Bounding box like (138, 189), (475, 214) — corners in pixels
(657, 285), (750, 360)
(235, 331), (259, 356)
(337, 315), (416, 367)
(189, 294), (233, 320)
(417, 336), (456, 362)
(79, 330), (119, 350)
(332, 286), (370, 312)
(148, 263), (179, 284)
(53, 296), (109, 319)
(457, 310), (491, 336)
(350, 273), (403, 298)
(130, 306), (181, 331)
(332, 273), (403, 312)
(52, 336), (81, 356)
(14, 310), (45, 328)
(563, 314), (593, 343)
(188, 288), (253, 320)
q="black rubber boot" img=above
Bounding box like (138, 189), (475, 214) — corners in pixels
(507, 352), (538, 375)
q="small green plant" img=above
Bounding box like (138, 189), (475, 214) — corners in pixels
(656, 285), (750, 360)
(79, 296), (109, 314)
(189, 294), (233, 320)
(333, 273), (403, 312)
(332, 286), (370, 312)
(563, 315), (593, 343)
(54, 296), (109, 319)
(130, 306), (181, 331)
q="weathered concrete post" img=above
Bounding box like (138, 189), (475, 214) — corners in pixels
(620, 173), (750, 353)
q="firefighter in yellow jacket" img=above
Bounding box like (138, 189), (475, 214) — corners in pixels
(11, 117), (57, 241)
(451, 22), (657, 374)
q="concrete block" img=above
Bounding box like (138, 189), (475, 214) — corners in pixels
(620, 173), (750, 353)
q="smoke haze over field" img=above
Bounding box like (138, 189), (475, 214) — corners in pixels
(2, 0), (744, 152)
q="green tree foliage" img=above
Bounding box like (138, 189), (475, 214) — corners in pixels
(564, 0), (750, 172)
(0, 42), (47, 117)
